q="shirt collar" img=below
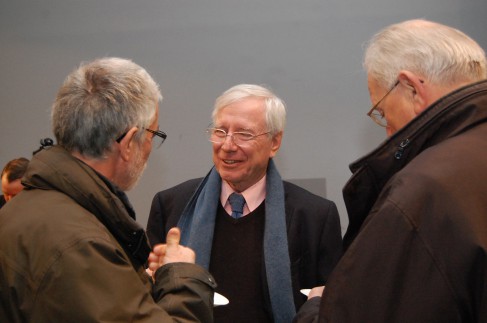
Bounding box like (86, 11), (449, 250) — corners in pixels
(221, 175), (267, 214)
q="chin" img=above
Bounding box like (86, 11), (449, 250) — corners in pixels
(221, 174), (240, 184)
(220, 173), (243, 185)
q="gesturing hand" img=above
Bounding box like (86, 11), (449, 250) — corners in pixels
(308, 286), (325, 300)
(148, 227), (196, 273)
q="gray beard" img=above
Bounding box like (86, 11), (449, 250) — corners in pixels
(124, 146), (147, 191)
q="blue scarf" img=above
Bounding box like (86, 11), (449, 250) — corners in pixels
(178, 159), (295, 322)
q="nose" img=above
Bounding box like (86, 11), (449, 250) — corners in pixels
(221, 134), (238, 150)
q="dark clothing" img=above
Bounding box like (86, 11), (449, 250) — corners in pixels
(0, 146), (216, 323)
(0, 195), (5, 208)
(211, 203), (271, 323)
(295, 80), (487, 323)
(147, 178), (343, 320)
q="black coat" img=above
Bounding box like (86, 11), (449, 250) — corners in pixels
(295, 80), (487, 323)
(147, 178), (343, 311)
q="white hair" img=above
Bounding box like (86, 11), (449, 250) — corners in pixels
(212, 84), (286, 135)
(364, 19), (486, 89)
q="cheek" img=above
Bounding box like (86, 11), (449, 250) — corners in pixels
(386, 127), (394, 137)
(394, 109), (416, 131)
(211, 145), (220, 159)
(248, 148), (270, 168)
(143, 140), (153, 159)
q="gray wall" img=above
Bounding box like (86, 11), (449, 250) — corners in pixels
(1, 0), (486, 234)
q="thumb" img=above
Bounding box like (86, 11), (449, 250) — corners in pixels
(166, 227), (181, 247)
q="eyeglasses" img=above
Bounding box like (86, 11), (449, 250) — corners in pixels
(367, 80), (399, 127)
(116, 128), (167, 148)
(206, 128), (270, 146)
(144, 128), (167, 148)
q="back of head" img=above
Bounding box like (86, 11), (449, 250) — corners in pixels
(51, 57), (162, 159)
(1, 158), (29, 182)
(364, 19), (487, 88)
(212, 84), (287, 135)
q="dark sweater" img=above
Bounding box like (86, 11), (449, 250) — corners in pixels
(210, 202), (272, 323)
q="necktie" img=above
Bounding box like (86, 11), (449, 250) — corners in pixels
(228, 192), (246, 219)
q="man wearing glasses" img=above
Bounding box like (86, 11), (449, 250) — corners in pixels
(0, 57), (216, 322)
(295, 19), (487, 322)
(147, 84), (343, 323)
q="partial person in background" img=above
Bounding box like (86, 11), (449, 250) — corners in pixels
(0, 157), (29, 208)
(294, 19), (487, 322)
(147, 84), (343, 323)
(0, 57), (215, 322)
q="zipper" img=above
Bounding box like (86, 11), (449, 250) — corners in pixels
(394, 138), (410, 160)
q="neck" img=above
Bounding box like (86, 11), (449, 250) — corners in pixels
(71, 150), (119, 185)
(428, 81), (473, 105)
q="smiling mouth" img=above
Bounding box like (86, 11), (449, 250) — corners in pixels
(223, 159), (239, 164)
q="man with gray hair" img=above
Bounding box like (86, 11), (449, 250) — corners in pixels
(295, 19), (487, 322)
(147, 84), (343, 323)
(0, 57), (216, 322)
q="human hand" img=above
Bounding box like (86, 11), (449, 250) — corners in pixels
(307, 286), (325, 300)
(147, 227), (196, 273)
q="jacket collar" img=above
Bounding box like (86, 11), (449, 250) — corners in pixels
(343, 79), (487, 249)
(23, 146), (151, 267)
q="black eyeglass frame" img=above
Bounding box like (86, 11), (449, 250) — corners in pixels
(116, 128), (167, 148)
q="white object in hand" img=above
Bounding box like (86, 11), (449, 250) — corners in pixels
(214, 292), (229, 306)
(300, 289), (311, 296)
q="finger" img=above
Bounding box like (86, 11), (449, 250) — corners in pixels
(148, 252), (159, 262)
(152, 244), (166, 256)
(166, 227), (181, 247)
(148, 261), (159, 272)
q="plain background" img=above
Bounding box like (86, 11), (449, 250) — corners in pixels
(1, 0), (486, 235)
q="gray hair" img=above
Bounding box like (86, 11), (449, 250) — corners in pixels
(212, 84), (286, 135)
(52, 57), (162, 158)
(364, 19), (487, 89)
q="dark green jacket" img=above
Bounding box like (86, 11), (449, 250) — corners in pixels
(0, 146), (216, 322)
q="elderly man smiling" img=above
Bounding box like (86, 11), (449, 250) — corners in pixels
(147, 83), (343, 323)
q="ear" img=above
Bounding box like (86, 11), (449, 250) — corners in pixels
(118, 127), (139, 162)
(397, 70), (428, 115)
(269, 131), (283, 158)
